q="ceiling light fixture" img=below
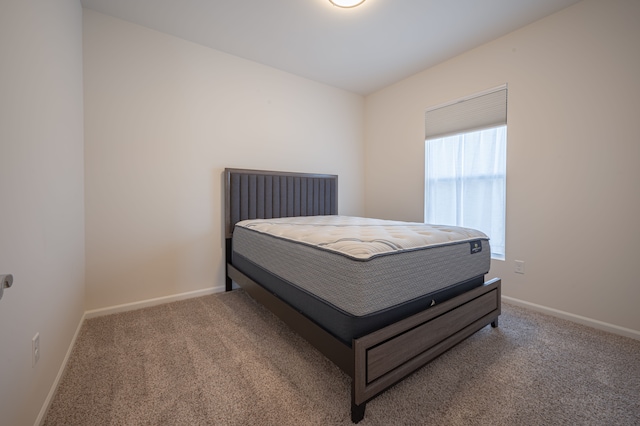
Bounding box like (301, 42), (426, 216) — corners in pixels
(329, 0), (366, 8)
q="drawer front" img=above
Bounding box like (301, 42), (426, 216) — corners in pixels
(367, 290), (497, 383)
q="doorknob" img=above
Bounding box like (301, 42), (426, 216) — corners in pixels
(0, 274), (14, 301)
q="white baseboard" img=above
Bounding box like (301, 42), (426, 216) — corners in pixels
(35, 311), (86, 426)
(85, 286), (226, 319)
(36, 285), (226, 425)
(38, 289), (635, 426)
(502, 295), (640, 341)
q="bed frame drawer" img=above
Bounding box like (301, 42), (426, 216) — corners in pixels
(367, 290), (497, 383)
(353, 278), (500, 407)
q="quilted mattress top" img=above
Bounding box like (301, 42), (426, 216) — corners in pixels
(235, 215), (488, 260)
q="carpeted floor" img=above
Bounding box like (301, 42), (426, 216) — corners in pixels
(44, 290), (640, 425)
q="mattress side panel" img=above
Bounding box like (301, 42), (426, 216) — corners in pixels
(232, 226), (490, 316)
(231, 252), (484, 345)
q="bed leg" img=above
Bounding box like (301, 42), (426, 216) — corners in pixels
(225, 239), (233, 292)
(351, 401), (366, 423)
(491, 317), (499, 328)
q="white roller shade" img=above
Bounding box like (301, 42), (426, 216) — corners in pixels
(425, 86), (507, 140)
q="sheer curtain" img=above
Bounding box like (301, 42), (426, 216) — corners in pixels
(425, 126), (506, 258)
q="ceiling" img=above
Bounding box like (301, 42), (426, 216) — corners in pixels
(80, 0), (581, 95)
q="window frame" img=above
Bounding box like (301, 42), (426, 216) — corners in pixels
(424, 86), (507, 260)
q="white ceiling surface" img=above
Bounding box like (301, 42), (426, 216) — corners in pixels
(80, 0), (581, 95)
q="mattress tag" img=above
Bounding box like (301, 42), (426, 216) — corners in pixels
(470, 240), (482, 254)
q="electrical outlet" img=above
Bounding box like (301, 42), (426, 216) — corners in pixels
(32, 333), (40, 367)
(515, 260), (525, 274)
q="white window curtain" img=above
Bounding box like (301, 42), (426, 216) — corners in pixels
(425, 126), (506, 258)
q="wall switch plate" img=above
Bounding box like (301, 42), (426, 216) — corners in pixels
(32, 333), (40, 367)
(515, 260), (525, 274)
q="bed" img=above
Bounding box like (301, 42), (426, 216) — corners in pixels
(224, 168), (501, 423)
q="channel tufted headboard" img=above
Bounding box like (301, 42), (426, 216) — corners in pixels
(224, 168), (338, 239)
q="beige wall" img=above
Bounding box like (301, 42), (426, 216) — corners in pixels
(0, 0), (85, 424)
(364, 0), (640, 333)
(83, 10), (365, 311)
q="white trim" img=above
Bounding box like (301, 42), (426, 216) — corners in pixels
(502, 296), (640, 341)
(35, 285), (225, 424)
(85, 286), (225, 319)
(33, 288), (638, 425)
(34, 311), (86, 426)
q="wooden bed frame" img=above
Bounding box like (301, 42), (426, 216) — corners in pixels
(224, 168), (501, 423)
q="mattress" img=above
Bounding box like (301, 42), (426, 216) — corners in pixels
(232, 215), (491, 343)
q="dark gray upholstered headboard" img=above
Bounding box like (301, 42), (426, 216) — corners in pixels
(224, 168), (338, 239)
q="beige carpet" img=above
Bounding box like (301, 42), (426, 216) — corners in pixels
(44, 290), (640, 425)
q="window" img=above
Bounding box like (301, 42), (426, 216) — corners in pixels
(424, 86), (507, 259)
